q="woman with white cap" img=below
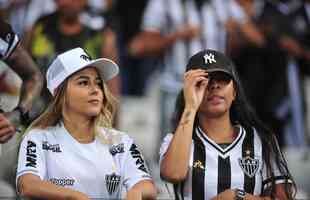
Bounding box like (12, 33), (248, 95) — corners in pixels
(15, 47), (157, 200)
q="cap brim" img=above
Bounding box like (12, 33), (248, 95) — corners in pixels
(206, 68), (232, 76)
(87, 58), (119, 81)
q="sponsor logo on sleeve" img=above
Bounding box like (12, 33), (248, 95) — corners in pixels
(129, 144), (148, 173)
(26, 140), (37, 168)
(42, 141), (62, 153)
(49, 178), (75, 186)
(105, 173), (121, 195)
(109, 143), (124, 156)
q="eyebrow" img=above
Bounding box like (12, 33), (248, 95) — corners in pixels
(74, 75), (101, 81)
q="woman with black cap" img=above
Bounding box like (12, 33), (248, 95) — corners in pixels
(159, 49), (296, 199)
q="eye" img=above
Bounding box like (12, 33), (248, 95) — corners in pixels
(96, 80), (103, 86)
(210, 72), (232, 84)
(78, 80), (89, 86)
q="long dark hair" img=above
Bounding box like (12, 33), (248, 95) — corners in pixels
(172, 65), (296, 198)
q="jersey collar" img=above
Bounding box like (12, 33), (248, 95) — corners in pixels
(195, 125), (245, 156)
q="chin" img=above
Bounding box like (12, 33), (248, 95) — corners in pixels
(86, 110), (101, 117)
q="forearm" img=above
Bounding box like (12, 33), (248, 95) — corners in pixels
(239, 21), (265, 47)
(126, 180), (157, 200)
(18, 175), (86, 200)
(129, 31), (180, 57)
(160, 107), (196, 182)
(8, 44), (43, 112)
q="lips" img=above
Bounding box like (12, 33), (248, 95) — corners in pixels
(207, 95), (224, 103)
(88, 100), (100, 104)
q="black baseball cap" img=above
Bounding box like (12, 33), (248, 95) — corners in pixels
(186, 49), (235, 79)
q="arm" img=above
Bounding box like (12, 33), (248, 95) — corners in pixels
(18, 174), (90, 200)
(0, 42), (43, 143)
(129, 26), (200, 58)
(126, 180), (157, 200)
(7, 43), (43, 113)
(160, 69), (208, 182)
(101, 28), (120, 98)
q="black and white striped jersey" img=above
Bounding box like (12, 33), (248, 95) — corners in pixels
(0, 18), (19, 60)
(160, 125), (291, 200)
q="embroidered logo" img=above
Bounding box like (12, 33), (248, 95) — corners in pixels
(42, 141), (62, 153)
(6, 33), (11, 42)
(238, 156), (259, 178)
(109, 143), (124, 156)
(203, 53), (216, 64)
(105, 173), (121, 195)
(193, 160), (205, 170)
(80, 54), (91, 62)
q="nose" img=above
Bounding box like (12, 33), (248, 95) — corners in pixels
(208, 79), (221, 90)
(89, 83), (101, 95)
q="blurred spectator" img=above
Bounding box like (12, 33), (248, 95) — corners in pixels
(129, 0), (264, 152)
(111, 0), (156, 96)
(231, 0), (310, 147)
(0, 18), (43, 143)
(26, 0), (119, 117)
(0, 0), (56, 36)
(0, 17), (42, 197)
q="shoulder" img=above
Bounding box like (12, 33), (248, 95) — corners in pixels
(22, 126), (59, 141)
(33, 12), (58, 31)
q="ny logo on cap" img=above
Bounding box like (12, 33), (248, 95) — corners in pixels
(80, 54), (91, 62)
(204, 53), (216, 64)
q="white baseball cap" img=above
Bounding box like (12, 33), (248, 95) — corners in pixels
(46, 47), (119, 95)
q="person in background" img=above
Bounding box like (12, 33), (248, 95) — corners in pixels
(26, 0), (119, 117)
(160, 49), (296, 199)
(16, 47), (157, 200)
(0, 18), (42, 144)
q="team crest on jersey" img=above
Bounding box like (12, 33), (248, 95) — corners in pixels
(238, 156), (259, 178)
(105, 173), (121, 195)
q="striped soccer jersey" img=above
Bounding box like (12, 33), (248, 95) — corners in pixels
(0, 18), (19, 60)
(160, 125), (290, 200)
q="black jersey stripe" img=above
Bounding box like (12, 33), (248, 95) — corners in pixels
(242, 126), (255, 193)
(173, 183), (181, 200)
(197, 126), (244, 155)
(192, 132), (206, 200)
(217, 156), (231, 193)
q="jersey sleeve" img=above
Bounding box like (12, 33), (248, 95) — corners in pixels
(261, 151), (292, 191)
(16, 130), (47, 186)
(122, 136), (152, 191)
(141, 0), (165, 32)
(0, 18), (19, 60)
(159, 133), (173, 165)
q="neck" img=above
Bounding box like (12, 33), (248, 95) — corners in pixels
(198, 113), (236, 144)
(62, 111), (95, 143)
(59, 16), (82, 35)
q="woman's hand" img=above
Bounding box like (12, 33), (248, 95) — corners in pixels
(183, 69), (208, 111)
